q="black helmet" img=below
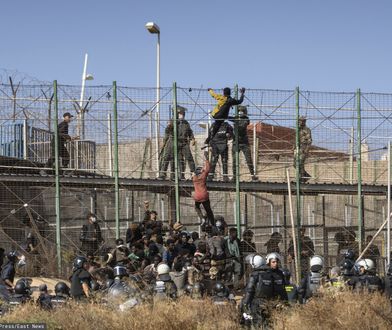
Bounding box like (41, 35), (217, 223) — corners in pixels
(55, 282), (70, 296)
(282, 268), (291, 283)
(343, 249), (355, 260)
(340, 259), (355, 276)
(7, 251), (18, 262)
(195, 167), (203, 176)
(113, 265), (128, 278)
(184, 284), (193, 295)
(193, 282), (204, 296)
(213, 282), (224, 294)
(14, 281), (29, 295)
(73, 256), (87, 269)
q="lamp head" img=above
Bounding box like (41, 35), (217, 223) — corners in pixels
(145, 22), (160, 34)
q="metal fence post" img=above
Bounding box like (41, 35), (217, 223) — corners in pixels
(234, 84), (241, 238)
(172, 82), (180, 224)
(388, 141), (391, 266)
(357, 88), (363, 252)
(295, 86), (302, 278)
(53, 80), (62, 274)
(113, 81), (120, 239)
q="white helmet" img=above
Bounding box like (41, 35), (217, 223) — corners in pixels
(157, 263), (170, 275)
(266, 252), (281, 264)
(249, 254), (265, 269)
(356, 259), (375, 272)
(310, 255), (324, 272)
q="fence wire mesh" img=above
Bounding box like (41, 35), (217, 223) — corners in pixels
(0, 82), (390, 276)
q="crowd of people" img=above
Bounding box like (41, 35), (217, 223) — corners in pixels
(0, 215), (391, 327)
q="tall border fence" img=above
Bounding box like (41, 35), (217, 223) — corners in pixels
(0, 81), (391, 277)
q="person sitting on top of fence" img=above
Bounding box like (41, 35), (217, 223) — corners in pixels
(203, 87), (245, 149)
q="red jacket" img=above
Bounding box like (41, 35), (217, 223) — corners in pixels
(193, 160), (210, 202)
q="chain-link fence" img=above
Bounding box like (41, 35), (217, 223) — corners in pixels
(0, 81), (390, 277)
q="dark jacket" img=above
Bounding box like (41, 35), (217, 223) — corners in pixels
(58, 121), (71, 145)
(210, 122), (233, 146)
(230, 115), (250, 144)
(177, 119), (194, 144)
(243, 268), (288, 307)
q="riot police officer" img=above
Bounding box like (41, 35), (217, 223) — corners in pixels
(298, 255), (326, 302)
(8, 278), (32, 309)
(339, 249), (356, 287)
(282, 268), (300, 304)
(154, 263), (177, 301)
(36, 284), (52, 310)
(211, 281), (234, 305)
(1, 251), (24, 290)
(70, 256), (92, 300)
(353, 259), (383, 293)
(107, 265), (141, 311)
(208, 121), (233, 181)
(230, 106), (258, 181)
(177, 106), (196, 179)
(241, 254), (267, 326)
(51, 282), (70, 309)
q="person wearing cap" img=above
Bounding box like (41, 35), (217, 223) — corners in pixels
(230, 106), (258, 181)
(293, 116), (312, 182)
(204, 87), (245, 148)
(177, 106), (196, 179)
(42, 112), (79, 175)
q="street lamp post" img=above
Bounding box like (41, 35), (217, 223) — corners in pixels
(145, 22), (161, 176)
(78, 53), (94, 140)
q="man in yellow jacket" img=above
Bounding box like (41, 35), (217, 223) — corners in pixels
(204, 87), (245, 148)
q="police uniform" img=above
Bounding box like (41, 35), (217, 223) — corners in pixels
(209, 121), (233, 180)
(177, 109), (196, 178)
(231, 108), (255, 178)
(354, 273), (383, 293)
(298, 271), (326, 302)
(46, 120), (71, 169)
(36, 293), (53, 310)
(70, 268), (92, 299)
(242, 267), (288, 326)
(285, 283), (300, 304)
(159, 121), (175, 179)
(153, 275), (177, 301)
(293, 118), (312, 181)
(0, 261), (16, 288)
(50, 295), (68, 309)
(8, 294), (31, 309)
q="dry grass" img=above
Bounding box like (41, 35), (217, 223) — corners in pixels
(2, 297), (238, 330)
(4, 291), (392, 330)
(272, 291), (392, 330)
